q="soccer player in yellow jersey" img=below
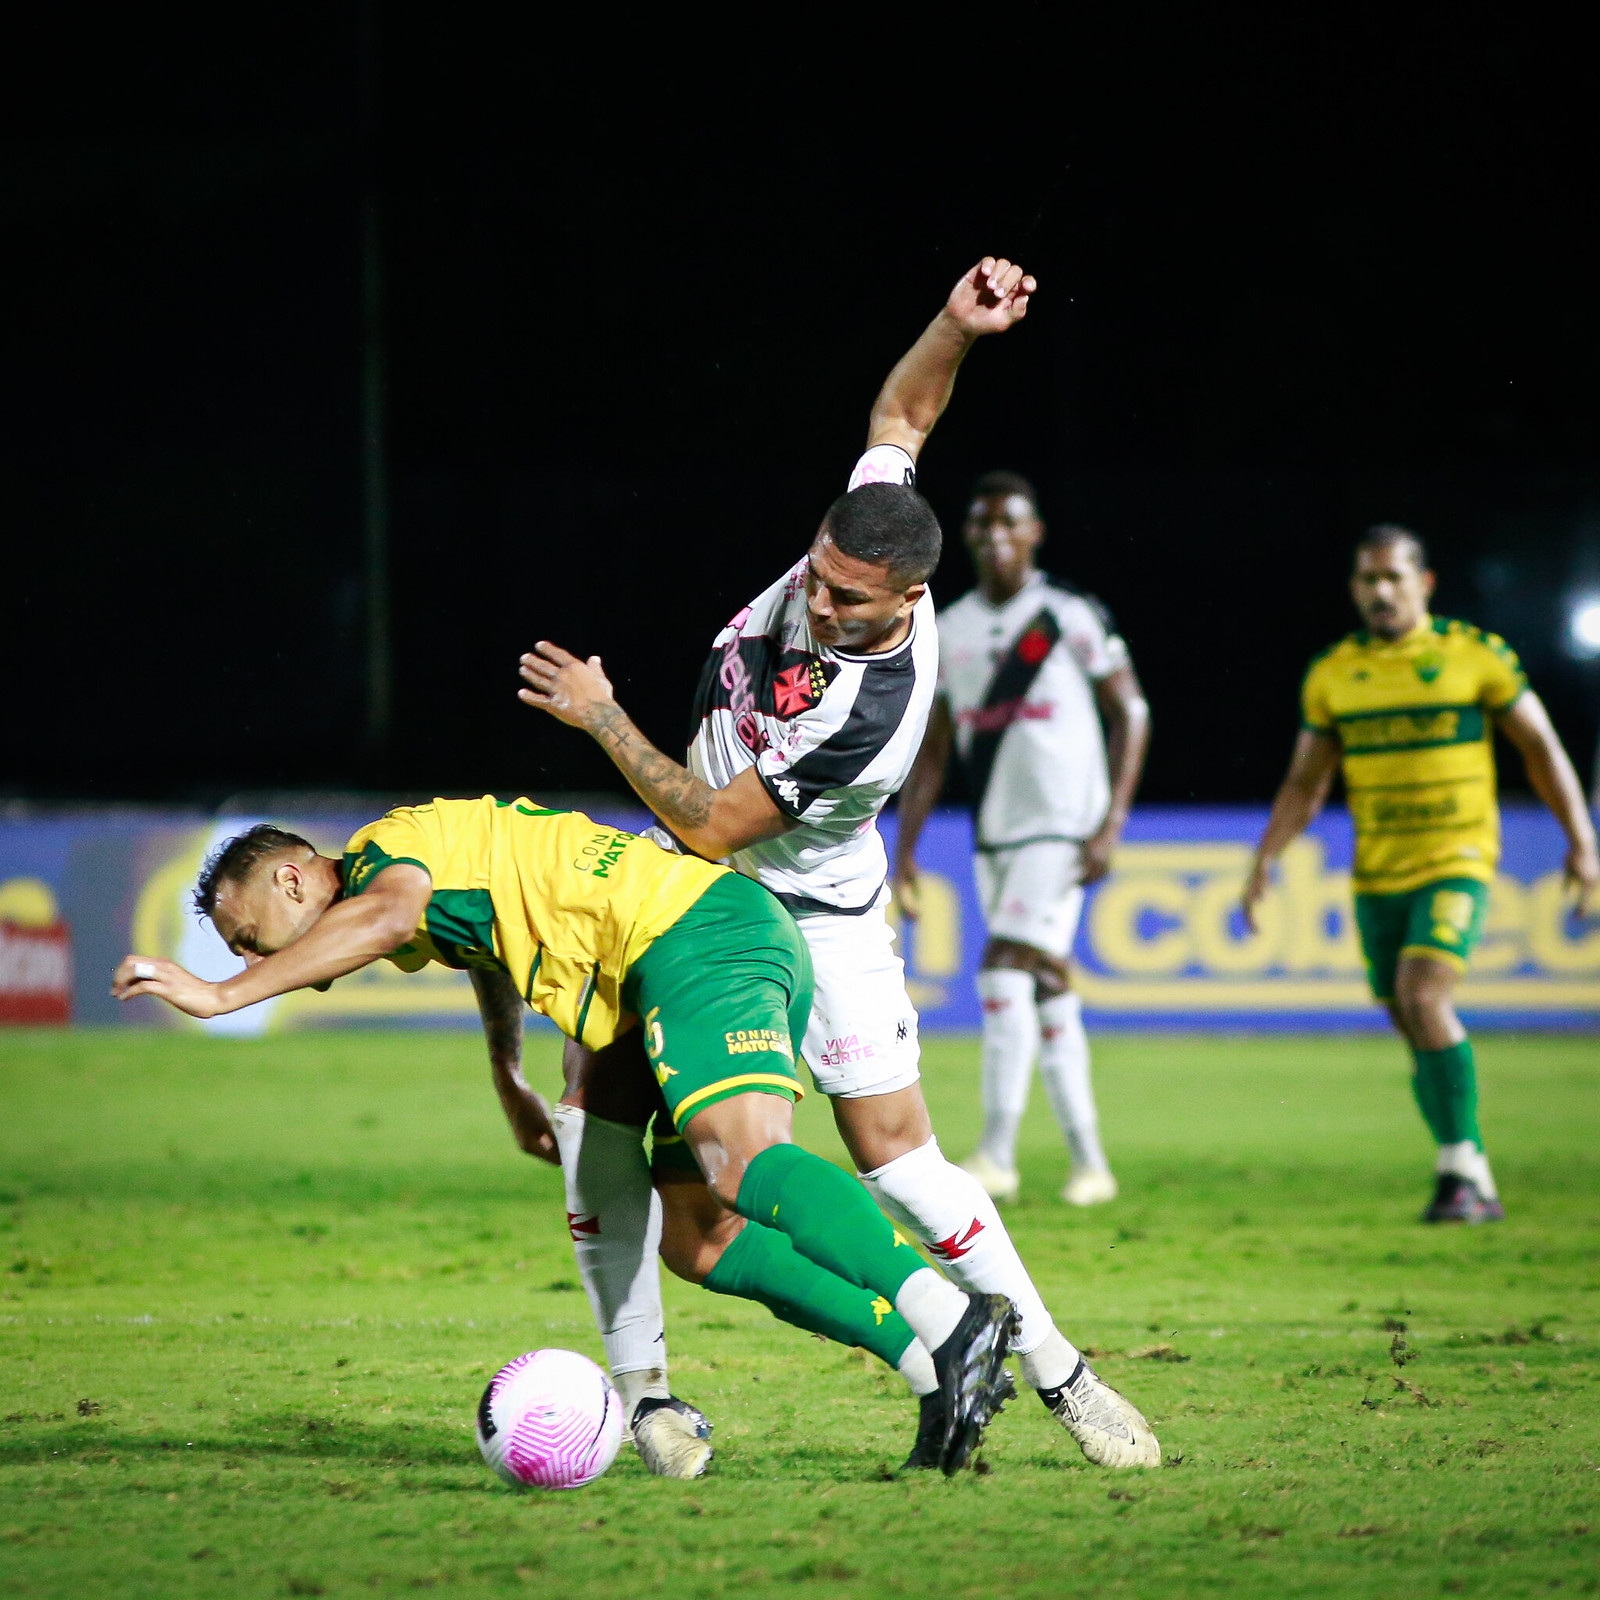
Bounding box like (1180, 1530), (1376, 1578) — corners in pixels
(1244, 526), (1599, 1222)
(111, 796), (1016, 1475)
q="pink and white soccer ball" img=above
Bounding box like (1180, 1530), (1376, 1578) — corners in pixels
(476, 1349), (624, 1490)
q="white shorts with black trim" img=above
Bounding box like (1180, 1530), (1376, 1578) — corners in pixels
(795, 889), (922, 1099)
(974, 838), (1087, 961)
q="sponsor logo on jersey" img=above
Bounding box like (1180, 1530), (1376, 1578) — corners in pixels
(572, 829), (636, 879)
(723, 1028), (792, 1059)
(817, 1032), (875, 1066)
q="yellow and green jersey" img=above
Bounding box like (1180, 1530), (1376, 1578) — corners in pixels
(1300, 616), (1527, 895)
(342, 797), (727, 1047)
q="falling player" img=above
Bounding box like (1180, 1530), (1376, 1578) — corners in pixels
(1243, 526), (1598, 1222)
(892, 472), (1150, 1205)
(112, 800), (1018, 1476)
(520, 257), (1159, 1469)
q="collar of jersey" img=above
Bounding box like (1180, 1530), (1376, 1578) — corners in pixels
(831, 610), (919, 664)
(973, 569), (1046, 613)
(1358, 613), (1435, 650)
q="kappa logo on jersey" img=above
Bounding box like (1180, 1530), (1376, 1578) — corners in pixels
(928, 1219), (985, 1261)
(567, 1212), (600, 1240)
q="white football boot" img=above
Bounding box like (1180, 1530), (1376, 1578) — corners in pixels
(630, 1397), (713, 1479)
(1061, 1168), (1119, 1206)
(959, 1150), (1020, 1204)
(1039, 1359), (1160, 1468)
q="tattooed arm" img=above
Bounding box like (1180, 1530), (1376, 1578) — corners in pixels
(516, 642), (793, 860)
(471, 966), (559, 1163)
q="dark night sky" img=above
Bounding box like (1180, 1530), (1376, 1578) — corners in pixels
(5, 12), (1600, 807)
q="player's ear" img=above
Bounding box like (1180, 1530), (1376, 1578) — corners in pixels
(900, 582), (927, 612)
(275, 860), (304, 901)
(1420, 568), (1437, 600)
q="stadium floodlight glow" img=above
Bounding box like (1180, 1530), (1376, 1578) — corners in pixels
(1568, 593), (1600, 660)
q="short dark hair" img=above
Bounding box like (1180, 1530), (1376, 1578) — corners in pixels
(1357, 523), (1429, 571)
(970, 470), (1039, 512)
(821, 482), (942, 587)
(193, 824), (314, 918)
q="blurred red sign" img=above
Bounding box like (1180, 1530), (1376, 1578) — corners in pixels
(0, 921), (72, 1025)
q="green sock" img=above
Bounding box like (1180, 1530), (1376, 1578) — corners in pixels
(1413, 1040), (1481, 1147)
(1408, 1047), (1448, 1143)
(733, 1143), (925, 1304)
(703, 1219), (917, 1372)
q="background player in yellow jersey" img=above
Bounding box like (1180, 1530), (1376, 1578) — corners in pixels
(1244, 526), (1599, 1222)
(111, 797), (1018, 1476)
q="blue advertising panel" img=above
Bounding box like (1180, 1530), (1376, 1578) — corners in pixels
(1, 803), (1595, 1033)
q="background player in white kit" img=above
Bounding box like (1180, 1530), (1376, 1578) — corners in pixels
(894, 473), (1151, 1205)
(521, 260), (1159, 1470)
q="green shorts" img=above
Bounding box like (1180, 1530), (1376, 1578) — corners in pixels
(622, 872), (813, 1133)
(1353, 877), (1490, 1001)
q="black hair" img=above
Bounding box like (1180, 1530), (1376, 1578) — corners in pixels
(193, 824), (314, 918)
(1356, 523), (1429, 571)
(821, 481), (942, 587)
(970, 470), (1040, 512)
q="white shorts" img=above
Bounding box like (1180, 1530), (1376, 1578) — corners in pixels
(795, 891), (922, 1099)
(974, 839), (1087, 961)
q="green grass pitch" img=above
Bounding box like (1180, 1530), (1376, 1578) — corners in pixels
(2, 1028), (1597, 1598)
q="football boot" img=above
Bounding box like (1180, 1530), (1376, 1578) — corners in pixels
(1422, 1173), (1503, 1224)
(958, 1151), (1020, 1205)
(1038, 1358), (1161, 1468)
(1061, 1169), (1119, 1206)
(631, 1395), (713, 1478)
(931, 1292), (1019, 1475)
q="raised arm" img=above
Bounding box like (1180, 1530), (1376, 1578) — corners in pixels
(471, 966), (559, 1164)
(866, 257), (1036, 463)
(1082, 663), (1152, 884)
(1241, 730), (1343, 931)
(112, 864), (432, 1018)
(1495, 691), (1600, 912)
(518, 644), (792, 861)
(891, 693), (954, 919)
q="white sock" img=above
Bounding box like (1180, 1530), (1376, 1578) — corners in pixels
(897, 1338), (938, 1398)
(860, 1135), (1064, 1357)
(613, 1366), (671, 1417)
(1037, 991), (1109, 1174)
(1017, 1327), (1083, 1393)
(550, 1105), (668, 1380)
(1437, 1140), (1498, 1200)
(976, 968), (1039, 1170)
(893, 1267), (967, 1354)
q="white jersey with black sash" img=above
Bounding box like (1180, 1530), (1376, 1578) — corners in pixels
(937, 571), (1128, 850)
(685, 444), (936, 914)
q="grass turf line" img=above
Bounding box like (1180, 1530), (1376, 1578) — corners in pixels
(0, 1029), (1597, 1599)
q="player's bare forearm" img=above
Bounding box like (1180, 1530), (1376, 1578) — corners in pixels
(1096, 666), (1151, 833)
(518, 642), (792, 858)
(472, 967), (558, 1163)
(893, 696), (952, 873)
(1498, 694), (1599, 854)
(112, 872), (428, 1018)
(1252, 732), (1341, 869)
(867, 258), (1036, 462)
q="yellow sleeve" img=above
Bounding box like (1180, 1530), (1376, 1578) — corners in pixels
(1475, 630), (1528, 713)
(1300, 653), (1334, 732)
(342, 811), (433, 896)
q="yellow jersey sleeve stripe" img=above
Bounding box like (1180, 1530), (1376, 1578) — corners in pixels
(671, 1073), (804, 1128)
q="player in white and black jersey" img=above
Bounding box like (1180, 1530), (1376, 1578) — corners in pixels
(520, 263), (1159, 1473)
(894, 472), (1151, 1206)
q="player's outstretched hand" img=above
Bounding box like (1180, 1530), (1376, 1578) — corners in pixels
(111, 955), (225, 1018)
(1239, 859), (1272, 935)
(945, 257), (1036, 338)
(1567, 841), (1600, 916)
(518, 643), (617, 731)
